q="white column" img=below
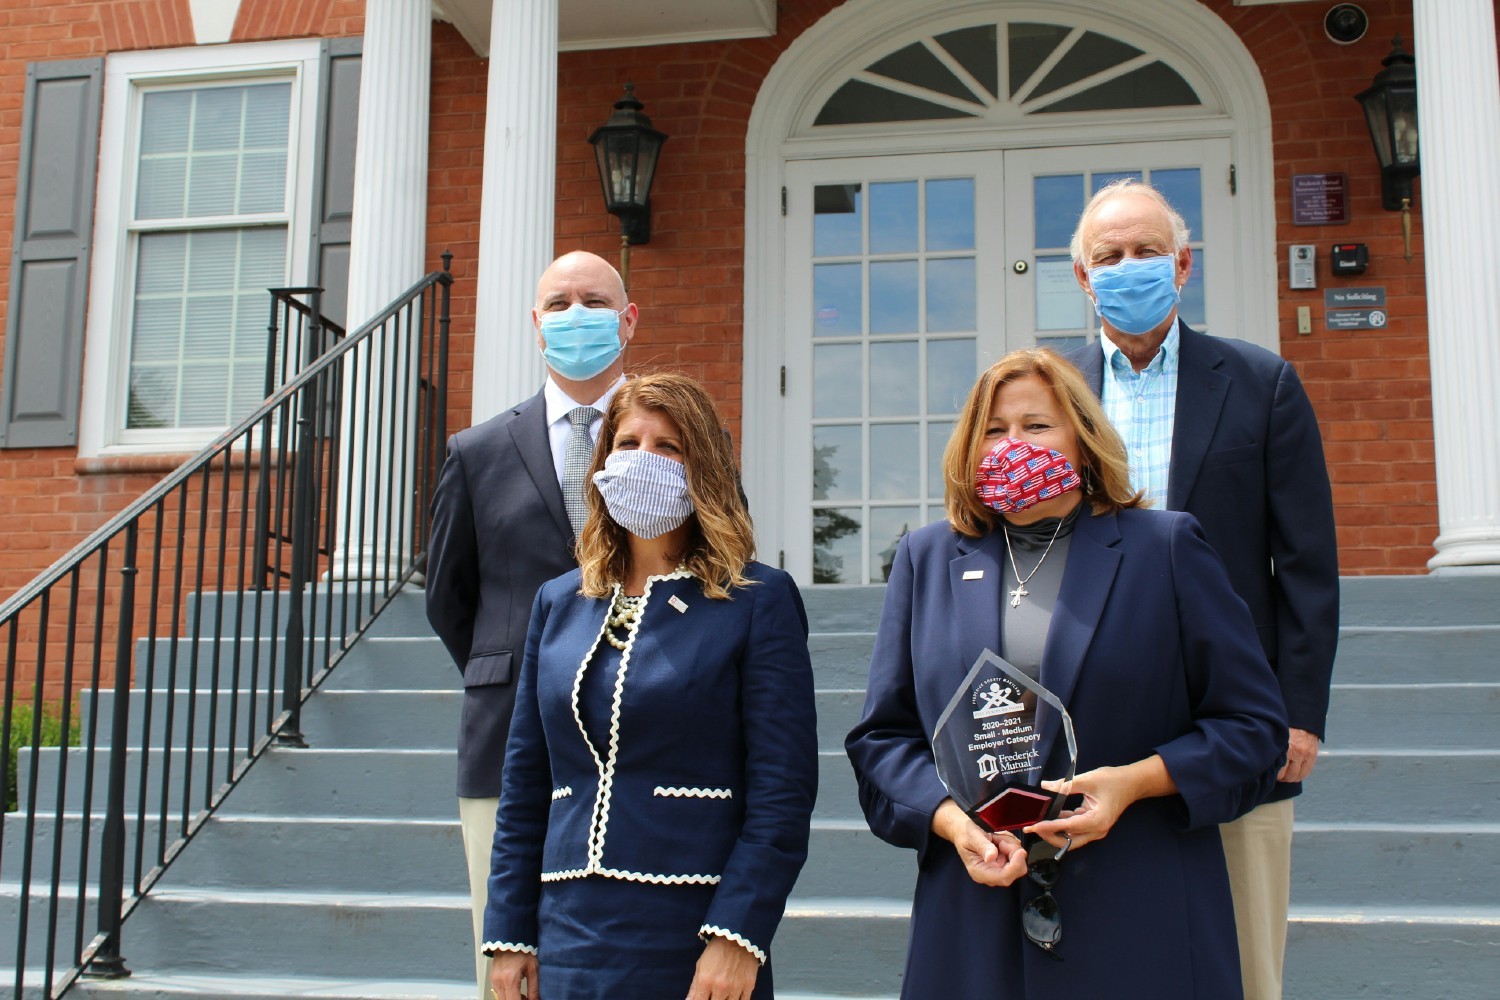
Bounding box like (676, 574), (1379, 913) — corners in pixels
(1415, 0), (1500, 570)
(471, 0), (557, 421)
(334, 0), (431, 580)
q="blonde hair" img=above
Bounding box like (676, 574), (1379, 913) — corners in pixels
(942, 349), (1145, 538)
(577, 373), (756, 600)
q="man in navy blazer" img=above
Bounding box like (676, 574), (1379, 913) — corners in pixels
(1064, 181), (1338, 1000)
(426, 250), (636, 999)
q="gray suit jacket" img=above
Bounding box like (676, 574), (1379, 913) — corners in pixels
(426, 390), (576, 798)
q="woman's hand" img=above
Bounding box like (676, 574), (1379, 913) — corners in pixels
(686, 935), (759, 1000)
(1024, 755), (1177, 851)
(931, 798), (1029, 887)
(488, 951), (539, 1000)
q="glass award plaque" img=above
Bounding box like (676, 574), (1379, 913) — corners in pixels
(931, 649), (1077, 833)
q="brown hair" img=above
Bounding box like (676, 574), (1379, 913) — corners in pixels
(577, 373), (756, 599)
(942, 349), (1145, 537)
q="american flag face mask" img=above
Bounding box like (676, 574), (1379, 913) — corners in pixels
(975, 438), (1082, 515)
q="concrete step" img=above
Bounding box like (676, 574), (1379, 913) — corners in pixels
(196, 748), (456, 819)
(799, 586), (887, 633)
(65, 973), (478, 999)
(15, 745), (231, 816)
(807, 632), (876, 689)
(77, 689), (278, 750)
(1284, 906), (1500, 1000)
(184, 587), (427, 641)
(1295, 750), (1500, 824)
(1333, 625), (1500, 684)
(1323, 682), (1500, 750)
(1290, 823), (1500, 908)
(319, 636), (454, 691)
(1337, 573), (1500, 628)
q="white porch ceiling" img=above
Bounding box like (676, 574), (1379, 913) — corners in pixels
(435, 0), (776, 56)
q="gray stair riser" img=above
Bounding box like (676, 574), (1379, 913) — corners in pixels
(1337, 574), (1500, 627)
(772, 907), (910, 997)
(2, 816), (190, 886)
(1284, 915), (1500, 1000)
(807, 632), (877, 689)
(1289, 827), (1500, 907)
(796, 826), (915, 901)
(0, 890), (96, 978)
(186, 588), (426, 641)
(1322, 684), (1500, 750)
(816, 690), (866, 752)
(208, 749), (457, 819)
(15, 746), (229, 816)
(150, 819), (466, 892)
(294, 691), (458, 749)
(128, 635), (329, 692)
(79, 689), (278, 749)
(1333, 626), (1500, 684)
(77, 893), (471, 979)
(800, 586), (888, 632)
(816, 752), (862, 821)
(1294, 752), (1500, 823)
(320, 637), (454, 690)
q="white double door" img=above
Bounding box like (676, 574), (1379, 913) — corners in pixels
(773, 138), (1232, 584)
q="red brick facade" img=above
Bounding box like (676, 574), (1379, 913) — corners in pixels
(0, 0), (1447, 601)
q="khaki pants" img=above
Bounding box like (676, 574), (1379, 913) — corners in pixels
(1220, 798), (1295, 1000)
(460, 795), (501, 1000)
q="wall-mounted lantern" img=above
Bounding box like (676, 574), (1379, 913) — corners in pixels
(588, 83), (667, 289)
(1356, 37), (1419, 260)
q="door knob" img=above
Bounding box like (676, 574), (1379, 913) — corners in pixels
(1012, 260), (1029, 274)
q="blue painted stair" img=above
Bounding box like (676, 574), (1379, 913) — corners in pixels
(2, 574), (1495, 999)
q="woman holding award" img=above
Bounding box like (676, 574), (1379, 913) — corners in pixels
(484, 373), (818, 1000)
(846, 349), (1287, 998)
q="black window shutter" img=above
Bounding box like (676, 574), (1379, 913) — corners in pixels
(309, 36), (361, 330)
(0, 58), (104, 449)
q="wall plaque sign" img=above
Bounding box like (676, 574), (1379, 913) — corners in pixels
(1292, 173), (1349, 225)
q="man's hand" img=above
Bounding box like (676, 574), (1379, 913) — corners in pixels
(1278, 727), (1321, 783)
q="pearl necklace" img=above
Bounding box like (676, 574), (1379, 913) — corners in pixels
(603, 592), (644, 650)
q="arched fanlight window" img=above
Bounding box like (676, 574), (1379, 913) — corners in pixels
(813, 21), (1202, 127)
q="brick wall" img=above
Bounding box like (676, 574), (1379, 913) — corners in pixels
(0, 4), (482, 605)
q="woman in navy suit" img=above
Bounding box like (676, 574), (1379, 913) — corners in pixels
(846, 350), (1287, 998)
(484, 373), (817, 1000)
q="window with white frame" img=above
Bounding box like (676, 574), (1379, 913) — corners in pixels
(81, 42), (321, 455)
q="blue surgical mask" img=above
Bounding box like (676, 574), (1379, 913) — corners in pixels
(539, 304), (624, 381)
(1086, 255), (1181, 336)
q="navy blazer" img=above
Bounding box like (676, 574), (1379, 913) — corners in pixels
(846, 510), (1287, 997)
(426, 390), (577, 798)
(484, 563), (818, 965)
(1067, 327), (1339, 760)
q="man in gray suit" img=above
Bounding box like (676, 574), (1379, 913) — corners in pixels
(426, 251), (635, 998)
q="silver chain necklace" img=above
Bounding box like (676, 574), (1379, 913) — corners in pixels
(1002, 519), (1065, 608)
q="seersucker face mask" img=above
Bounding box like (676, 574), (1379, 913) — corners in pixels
(592, 449), (695, 539)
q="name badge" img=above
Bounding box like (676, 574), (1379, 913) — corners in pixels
(667, 595), (689, 613)
(962, 570), (984, 581)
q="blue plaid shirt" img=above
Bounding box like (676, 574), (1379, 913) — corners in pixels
(1099, 321), (1181, 509)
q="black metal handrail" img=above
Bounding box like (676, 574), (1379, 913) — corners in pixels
(0, 256), (452, 997)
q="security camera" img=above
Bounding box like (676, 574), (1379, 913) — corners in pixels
(1325, 4), (1369, 45)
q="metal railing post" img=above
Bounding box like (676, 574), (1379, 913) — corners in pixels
(89, 523), (138, 979)
(275, 299), (323, 749)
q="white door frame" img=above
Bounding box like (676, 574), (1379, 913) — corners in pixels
(743, 0), (1277, 579)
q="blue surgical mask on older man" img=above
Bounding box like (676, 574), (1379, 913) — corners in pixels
(539, 304), (624, 380)
(1086, 255), (1181, 336)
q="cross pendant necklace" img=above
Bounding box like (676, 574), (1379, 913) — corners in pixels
(1002, 518), (1065, 609)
